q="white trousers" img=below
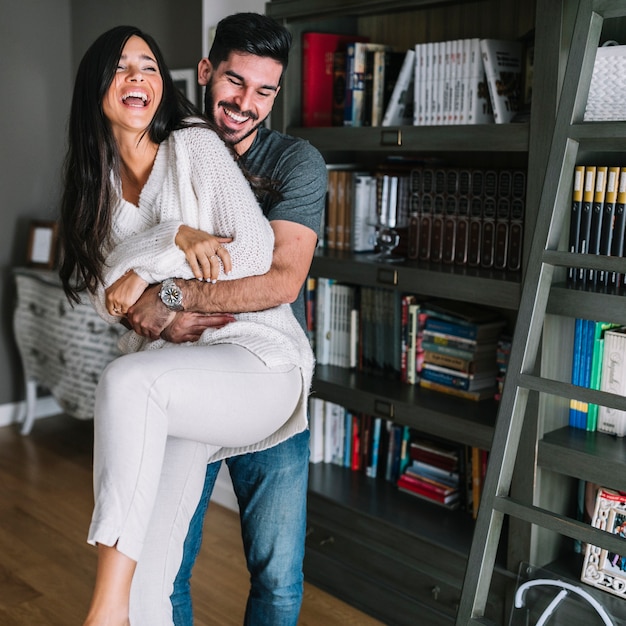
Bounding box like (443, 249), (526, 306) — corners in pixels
(87, 344), (302, 625)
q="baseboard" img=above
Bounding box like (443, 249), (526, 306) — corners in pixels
(0, 395), (63, 428)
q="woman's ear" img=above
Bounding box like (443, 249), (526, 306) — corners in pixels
(197, 58), (212, 86)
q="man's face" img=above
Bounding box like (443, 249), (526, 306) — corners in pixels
(198, 51), (283, 154)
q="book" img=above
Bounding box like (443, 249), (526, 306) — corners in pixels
(372, 49), (406, 127)
(301, 32), (368, 127)
(419, 378), (497, 401)
(405, 460), (460, 489)
(382, 49), (416, 126)
(609, 168), (626, 293)
(424, 315), (505, 342)
(466, 38), (494, 124)
(423, 348), (496, 374)
(569, 318), (585, 428)
(315, 277), (335, 365)
(479, 38), (523, 123)
(568, 165), (585, 287)
(421, 362), (498, 391)
(598, 327), (626, 436)
(397, 473), (461, 507)
(588, 321), (621, 431)
(308, 397), (325, 463)
(578, 166), (597, 286)
(345, 42), (389, 127)
(351, 172), (378, 252)
(587, 165), (608, 286)
(598, 166), (620, 288)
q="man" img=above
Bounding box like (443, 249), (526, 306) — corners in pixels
(126, 12), (327, 626)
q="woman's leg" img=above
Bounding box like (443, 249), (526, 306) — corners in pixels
(86, 344), (301, 624)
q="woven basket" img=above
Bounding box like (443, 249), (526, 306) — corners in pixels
(584, 42), (626, 121)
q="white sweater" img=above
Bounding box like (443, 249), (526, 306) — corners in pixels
(92, 125), (314, 460)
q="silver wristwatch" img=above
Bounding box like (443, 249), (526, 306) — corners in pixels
(159, 278), (184, 311)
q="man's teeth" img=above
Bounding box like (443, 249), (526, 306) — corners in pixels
(224, 108), (248, 123)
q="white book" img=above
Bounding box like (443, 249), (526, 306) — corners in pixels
(424, 41), (435, 125)
(598, 327), (626, 436)
(458, 38), (472, 124)
(315, 277), (334, 365)
(382, 49), (416, 126)
(466, 38), (494, 124)
(480, 38), (522, 124)
(351, 173), (378, 252)
(308, 397), (325, 463)
(324, 401), (345, 464)
(414, 43), (427, 125)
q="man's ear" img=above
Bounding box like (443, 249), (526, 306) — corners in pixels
(197, 58), (212, 86)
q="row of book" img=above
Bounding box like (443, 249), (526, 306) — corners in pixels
(323, 164), (527, 273)
(407, 167), (526, 271)
(301, 31), (529, 128)
(570, 321), (626, 436)
(308, 397), (488, 516)
(568, 165), (626, 293)
(310, 279), (510, 401)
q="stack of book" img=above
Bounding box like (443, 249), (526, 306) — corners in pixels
(418, 300), (505, 401)
(397, 437), (461, 508)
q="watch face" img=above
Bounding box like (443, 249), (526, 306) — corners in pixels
(161, 282), (183, 309)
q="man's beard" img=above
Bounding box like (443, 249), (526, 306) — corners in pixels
(204, 83), (264, 147)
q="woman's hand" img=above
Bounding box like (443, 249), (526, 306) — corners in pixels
(175, 225), (232, 282)
(105, 270), (149, 316)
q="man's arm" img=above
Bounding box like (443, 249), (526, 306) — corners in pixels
(126, 220), (318, 340)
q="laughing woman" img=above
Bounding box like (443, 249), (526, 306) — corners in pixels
(58, 26), (313, 626)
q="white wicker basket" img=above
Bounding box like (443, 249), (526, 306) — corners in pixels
(584, 42), (626, 121)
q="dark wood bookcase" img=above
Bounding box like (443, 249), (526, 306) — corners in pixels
(264, 1), (590, 623)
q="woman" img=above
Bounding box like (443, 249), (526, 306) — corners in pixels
(58, 26), (314, 626)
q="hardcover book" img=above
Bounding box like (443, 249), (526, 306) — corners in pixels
(301, 32), (367, 127)
(479, 38), (523, 123)
(598, 327), (626, 436)
(382, 49), (416, 126)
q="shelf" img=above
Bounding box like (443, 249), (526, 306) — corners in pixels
(313, 364), (498, 450)
(308, 462), (477, 554)
(267, 0), (475, 20)
(311, 250), (522, 311)
(538, 427), (626, 492)
(287, 123), (530, 154)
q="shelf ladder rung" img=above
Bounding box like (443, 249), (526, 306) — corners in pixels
(493, 496), (626, 556)
(517, 373), (626, 411)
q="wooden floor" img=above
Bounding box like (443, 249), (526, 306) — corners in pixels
(0, 414), (384, 625)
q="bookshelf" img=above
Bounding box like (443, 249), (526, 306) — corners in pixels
(265, 0), (569, 623)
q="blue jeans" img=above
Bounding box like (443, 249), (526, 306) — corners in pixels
(171, 429), (310, 626)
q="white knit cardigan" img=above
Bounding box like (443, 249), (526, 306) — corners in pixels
(91, 125), (314, 461)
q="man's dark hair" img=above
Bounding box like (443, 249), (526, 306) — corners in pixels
(209, 12), (292, 79)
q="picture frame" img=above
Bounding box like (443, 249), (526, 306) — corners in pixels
(26, 220), (58, 269)
(170, 68), (197, 106)
(581, 487), (626, 599)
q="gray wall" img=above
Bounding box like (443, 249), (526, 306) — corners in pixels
(0, 0), (201, 408)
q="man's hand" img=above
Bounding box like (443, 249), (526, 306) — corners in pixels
(126, 284), (176, 340)
(160, 312), (236, 343)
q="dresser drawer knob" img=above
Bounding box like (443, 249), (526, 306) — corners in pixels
(320, 536), (335, 547)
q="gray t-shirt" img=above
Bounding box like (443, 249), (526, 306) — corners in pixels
(240, 126), (327, 331)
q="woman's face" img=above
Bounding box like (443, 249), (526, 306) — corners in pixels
(102, 35), (163, 136)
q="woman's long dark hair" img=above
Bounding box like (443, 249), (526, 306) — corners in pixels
(59, 25), (200, 303)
